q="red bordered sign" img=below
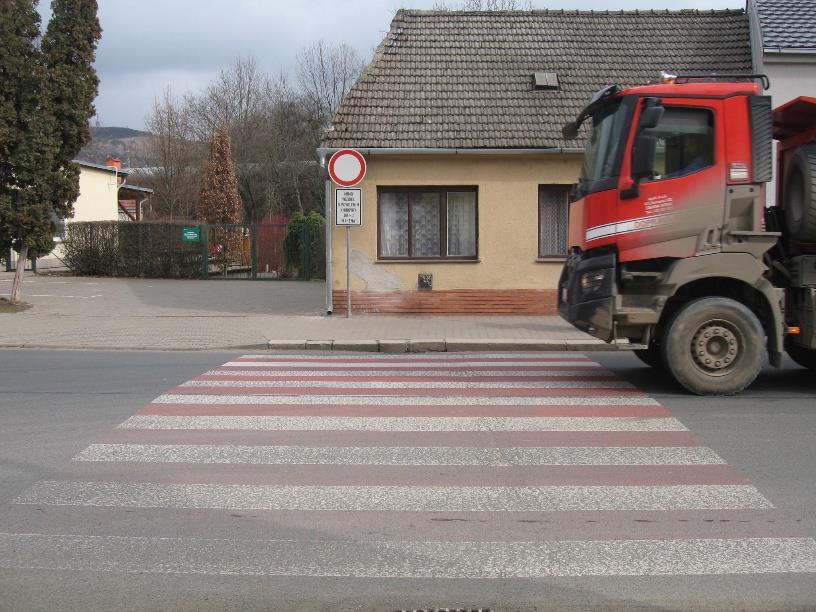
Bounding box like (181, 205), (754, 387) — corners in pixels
(328, 149), (367, 187)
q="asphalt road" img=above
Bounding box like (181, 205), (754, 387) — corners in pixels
(0, 348), (814, 611)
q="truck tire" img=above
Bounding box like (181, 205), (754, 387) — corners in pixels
(661, 297), (765, 395)
(634, 342), (663, 369)
(784, 336), (816, 371)
(784, 144), (816, 242)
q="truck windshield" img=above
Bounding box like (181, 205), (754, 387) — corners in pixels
(579, 99), (632, 196)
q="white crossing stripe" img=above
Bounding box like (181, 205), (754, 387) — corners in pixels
(152, 394), (659, 406)
(15, 481), (772, 511)
(181, 380), (635, 389)
(3, 533), (815, 576)
(75, 444), (726, 466)
(118, 415), (687, 432)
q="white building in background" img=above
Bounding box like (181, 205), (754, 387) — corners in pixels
(13, 157), (153, 271)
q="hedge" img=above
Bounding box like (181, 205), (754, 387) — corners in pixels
(62, 221), (203, 278)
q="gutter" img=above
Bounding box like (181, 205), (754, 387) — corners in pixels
(315, 147), (585, 157)
(763, 47), (816, 55)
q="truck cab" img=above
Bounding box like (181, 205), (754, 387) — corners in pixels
(558, 75), (816, 394)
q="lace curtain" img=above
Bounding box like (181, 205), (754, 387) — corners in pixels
(447, 192), (476, 257)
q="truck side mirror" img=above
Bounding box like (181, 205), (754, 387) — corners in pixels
(639, 106), (664, 129)
(631, 134), (657, 179)
(621, 134), (658, 199)
(562, 121), (579, 140)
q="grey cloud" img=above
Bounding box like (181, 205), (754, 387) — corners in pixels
(38, 0), (741, 127)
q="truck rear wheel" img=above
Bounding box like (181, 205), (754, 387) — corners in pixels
(784, 336), (816, 371)
(784, 144), (816, 242)
(662, 297), (764, 395)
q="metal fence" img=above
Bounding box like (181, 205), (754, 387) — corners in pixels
(59, 221), (324, 281)
(201, 223), (321, 281)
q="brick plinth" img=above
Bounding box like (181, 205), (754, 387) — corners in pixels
(332, 289), (557, 315)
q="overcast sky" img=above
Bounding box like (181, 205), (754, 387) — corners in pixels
(37, 0), (743, 129)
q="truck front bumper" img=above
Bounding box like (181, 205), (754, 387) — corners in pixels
(557, 251), (617, 342)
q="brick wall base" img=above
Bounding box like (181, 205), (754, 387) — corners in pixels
(332, 289), (558, 315)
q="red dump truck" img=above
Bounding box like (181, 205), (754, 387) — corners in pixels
(558, 74), (816, 395)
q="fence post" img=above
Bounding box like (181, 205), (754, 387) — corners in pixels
(250, 225), (257, 280)
(201, 224), (209, 280)
(301, 223), (311, 281)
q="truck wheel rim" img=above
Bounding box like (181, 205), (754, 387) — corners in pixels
(691, 319), (741, 376)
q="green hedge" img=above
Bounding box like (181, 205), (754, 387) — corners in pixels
(62, 221), (203, 278)
(283, 211), (325, 279)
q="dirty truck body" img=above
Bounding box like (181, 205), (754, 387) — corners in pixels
(558, 77), (816, 394)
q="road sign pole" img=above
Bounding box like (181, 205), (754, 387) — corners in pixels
(346, 226), (352, 318)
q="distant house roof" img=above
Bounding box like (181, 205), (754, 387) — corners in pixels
(754, 0), (816, 53)
(75, 159), (132, 175)
(321, 9), (752, 151)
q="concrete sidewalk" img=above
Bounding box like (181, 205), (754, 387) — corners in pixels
(0, 273), (609, 352)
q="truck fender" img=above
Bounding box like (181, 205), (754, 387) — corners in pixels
(662, 253), (785, 367)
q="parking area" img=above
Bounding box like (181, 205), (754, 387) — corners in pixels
(0, 275), (326, 350)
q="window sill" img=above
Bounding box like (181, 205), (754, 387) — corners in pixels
(376, 259), (482, 264)
(536, 256), (567, 263)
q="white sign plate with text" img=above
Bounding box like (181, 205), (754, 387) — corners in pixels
(335, 188), (362, 226)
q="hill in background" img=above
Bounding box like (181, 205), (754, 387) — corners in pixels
(77, 126), (152, 167)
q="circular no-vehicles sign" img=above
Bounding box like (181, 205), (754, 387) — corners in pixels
(328, 149), (366, 187)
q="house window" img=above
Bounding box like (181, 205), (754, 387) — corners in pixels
(378, 188), (477, 259)
(645, 107), (715, 180)
(538, 185), (570, 258)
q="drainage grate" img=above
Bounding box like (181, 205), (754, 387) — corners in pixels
(397, 609), (491, 612)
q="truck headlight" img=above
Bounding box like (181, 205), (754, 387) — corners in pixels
(580, 269), (613, 298)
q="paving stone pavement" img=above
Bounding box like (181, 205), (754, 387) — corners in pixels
(0, 274), (603, 351)
(5, 352), (816, 604)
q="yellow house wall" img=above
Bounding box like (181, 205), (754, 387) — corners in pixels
(330, 154), (582, 292)
(71, 166), (121, 222)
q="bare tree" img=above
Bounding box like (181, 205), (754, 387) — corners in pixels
(143, 88), (202, 220)
(434, 0), (533, 9)
(297, 40), (364, 126)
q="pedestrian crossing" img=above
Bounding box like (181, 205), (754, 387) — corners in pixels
(7, 352), (816, 578)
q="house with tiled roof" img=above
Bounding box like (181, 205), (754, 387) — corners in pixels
(318, 9), (752, 315)
(747, 0), (816, 206)
(748, 0), (816, 106)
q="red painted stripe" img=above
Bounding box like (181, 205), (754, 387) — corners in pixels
(137, 403), (670, 417)
(4, 505), (802, 542)
(196, 375), (618, 383)
(63, 463), (747, 487)
(168, 386), (647, 397)
(99, 430), (705, 448)
(216, 364), (605, 372)
(233, 357), (595, 364)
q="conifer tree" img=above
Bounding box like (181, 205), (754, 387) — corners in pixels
(0, 0), (57, 304)
(198, 124), (243, 275)
(2, 0), (100, 303)
(41, 0), (102, 222)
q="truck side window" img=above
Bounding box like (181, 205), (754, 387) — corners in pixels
(644, 107), (714, 180)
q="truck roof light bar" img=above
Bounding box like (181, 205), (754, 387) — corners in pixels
(667, 73), (771, 90)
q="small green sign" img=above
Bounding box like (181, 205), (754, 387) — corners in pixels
(182, 226), (200, 242)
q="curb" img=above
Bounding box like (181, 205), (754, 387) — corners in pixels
(266, 339), (621, 353)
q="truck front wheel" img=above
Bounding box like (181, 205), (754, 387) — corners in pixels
(662, 297), (765, 395)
